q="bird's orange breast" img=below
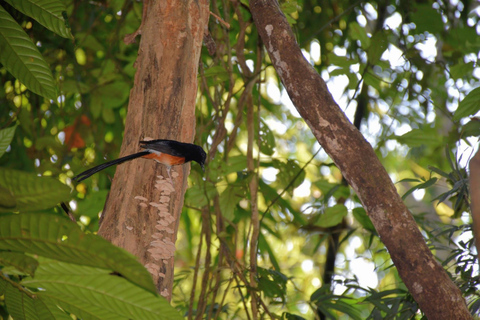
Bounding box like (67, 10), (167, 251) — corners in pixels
(142, 152), (186, 166)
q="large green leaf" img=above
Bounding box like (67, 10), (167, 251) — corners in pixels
(367, 31), (390, 64)
(3, 0), (72, 38)
(317, 204), (348, 228)
(453, 86), (480, 121)
(1, 276), (72, 320)
(0, 5), (57, 99)
(0, 251), (39, 276)
(394, 128), (442, 148)
(0, 124), (16, 158)
(4, 279), (40, 320)
(22, 261), (182, 320)
(0, 168), (71, 212)
(410, 4), (444, 34)
(0, 213), (157, 294)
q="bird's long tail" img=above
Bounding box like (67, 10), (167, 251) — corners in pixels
(73, 151), (150, 182)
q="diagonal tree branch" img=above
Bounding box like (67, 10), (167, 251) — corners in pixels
(249, 0), (471, 318)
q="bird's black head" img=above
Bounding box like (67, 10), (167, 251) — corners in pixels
(190, 145), (207, 170)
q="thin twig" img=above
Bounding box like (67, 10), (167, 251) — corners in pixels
(210, 11), (230, 29)
(260, 148), (322, 225)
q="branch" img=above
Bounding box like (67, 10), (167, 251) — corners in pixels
(249, 0), (471, 318)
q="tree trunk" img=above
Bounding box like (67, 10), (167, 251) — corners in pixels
(470, 147), (480, 266)
(98, 0), (209, 298)
(249, 0), (471, 318)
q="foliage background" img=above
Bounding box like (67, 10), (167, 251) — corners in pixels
(1, 0), (480, 319)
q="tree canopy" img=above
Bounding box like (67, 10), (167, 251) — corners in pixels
(1, 0), (479, 319)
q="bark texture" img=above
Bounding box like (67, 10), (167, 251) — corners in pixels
(469, 147), (480, 266)
(249, 0), (471, 318)
(98, 0), (209, 298)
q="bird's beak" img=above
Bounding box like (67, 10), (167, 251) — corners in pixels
(201, 163), (205, 171)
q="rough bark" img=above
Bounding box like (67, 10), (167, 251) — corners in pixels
(98, 0), (209, 298)
(249, 0), (471, 318)
(469, 147), (480, 266)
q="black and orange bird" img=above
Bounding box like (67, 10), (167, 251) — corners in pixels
(73, 139), (206, 182)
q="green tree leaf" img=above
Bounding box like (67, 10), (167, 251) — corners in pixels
(0, 168), (71, 212)
(4, 279), (40, 320)
(453, 86), (480, 121)
(410, 5), (443, 34)
(0, 185), (16, 209)
(259, 120), (275, 155)
(348, 22), (370, 48)
(352, 207), (376, 233)
(394, 128), (442, 148)
(0, 124), (16, 158)
(257, 267), (287, 301)
(401, 177), (437, 200)
(0, 213), (157, 294)
(1, 276), (75, 320)
(219, 186), (242, 220)
(367, 31), (390, 64)
(0, 5), (57, 99)
(317, 204), (348, 228)
(3, 0), (72, 38)
(0, 251), (39, 276)
(22, 261), (182, 320)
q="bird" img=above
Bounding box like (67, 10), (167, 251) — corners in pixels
(72, 139), (206, 183)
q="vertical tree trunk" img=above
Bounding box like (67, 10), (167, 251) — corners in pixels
(469, 147), (480, 266)
(98, 0), (209, 298)
(249, 0), (471, 318)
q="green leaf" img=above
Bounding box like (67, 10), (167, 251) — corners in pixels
(219, 186), (242, 220)
(352, 207), (376, 233)
(327, 53), (357, 68)
(76, 190), (110, 218)
(275, 159), (305, 190)
(22, 261), (182, 320)
(185, 183), (217, 208)
(259, 180), (306, 225)
(401, 177), (437, 200)
(0, 251), (39, 276)
(411, 5), (443, 34)
(348, 22), (370, 48)
(453, 87), (480, 121)
(258, 233), (281, 271)
(367, 31), (389, 64)
(280, 0), (298, 14)
(0, 213), (157, 294)
(394, 128), (442, 147)
(3, 0), (72, 38)
(102, 107), (116, 124)
(0, 168), (71, 213)
(4, 279), (40, 320)
(450, 61), (474, 80)
(257, 267), (287, 301)
(1, 277), (71, 320)
(98, 81), (131, 109)
(0, 6), (57, 99)
(461, 119), (480, 137)
(0, 124), (16, 158)
(0, 185), (16, 209)
(363, 71), (382, 92)
(223, 155), (248, 175)
(317, 204), (347, 228)
(202, 65), (229, 84)
(258, 120), (275, 155)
